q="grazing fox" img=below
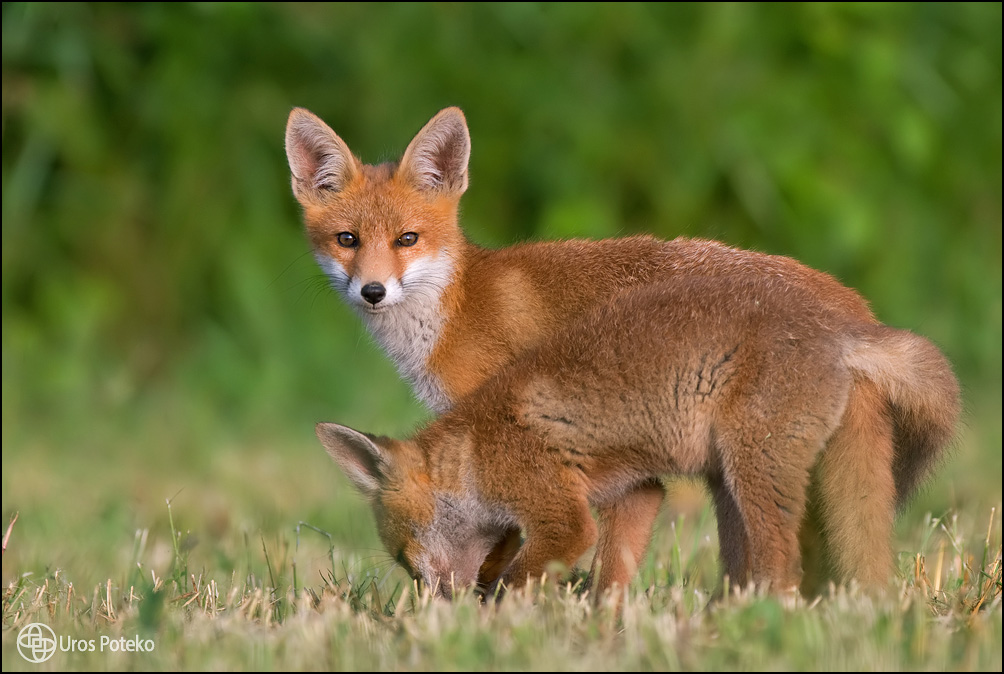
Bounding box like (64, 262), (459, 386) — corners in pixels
(316, 278), (959, 599)
(286, 107), (957, 592)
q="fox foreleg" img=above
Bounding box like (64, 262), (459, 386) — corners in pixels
(488, 496), (597, 600)
(586, 479), (665, 602)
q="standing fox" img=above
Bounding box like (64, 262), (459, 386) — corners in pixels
(316, 278), (959, 598)
(285, 107), (959, 594)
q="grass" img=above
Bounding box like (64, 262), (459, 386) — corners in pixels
(1, 429), (1001, 671)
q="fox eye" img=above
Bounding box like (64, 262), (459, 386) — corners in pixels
(336, 232), (358, 248)
(397, 232), (419, 247)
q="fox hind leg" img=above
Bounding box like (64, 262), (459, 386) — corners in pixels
(813, 378), (896, 588)
(708, 473), (753, 592)
(797, 480), (834, 597)
(715, 422), (826, 592)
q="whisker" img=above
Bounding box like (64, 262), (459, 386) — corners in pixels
(269, 251), (318, 289)
(294, 276), (336, 306)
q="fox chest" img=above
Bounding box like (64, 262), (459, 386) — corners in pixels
(362, 302), (451, 413)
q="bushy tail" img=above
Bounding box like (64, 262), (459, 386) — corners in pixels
(843, 325), (961, 506)
(801, 325), (960, 592)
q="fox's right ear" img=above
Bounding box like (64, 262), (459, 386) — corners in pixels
(316, 422), (391, 499)
(285, 108), (359, 202)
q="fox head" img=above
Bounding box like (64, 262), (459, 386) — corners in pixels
(285, 108), (469, 314)
(316, 422), (512, 599)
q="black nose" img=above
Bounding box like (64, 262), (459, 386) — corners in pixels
(360, 282), (386, 305)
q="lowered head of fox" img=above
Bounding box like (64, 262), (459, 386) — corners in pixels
(315, 423), (515, 599)
(316, 279), (960, 601)
(285, 107), (469, 315)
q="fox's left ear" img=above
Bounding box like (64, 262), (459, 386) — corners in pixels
(399, 107), (470, 197)
(316, 423), (393, 499)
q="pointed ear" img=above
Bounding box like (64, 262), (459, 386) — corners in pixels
(398, 107), (470, 197)
(285, 108), (359, 202)
(316, 422), (392, 499)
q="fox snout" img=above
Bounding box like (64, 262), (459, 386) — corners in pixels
(360, 282), (386, 306)
(312, 252), (406, 311)
(342, 273), (404, 311)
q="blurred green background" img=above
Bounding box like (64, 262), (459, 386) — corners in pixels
(2, 3), (1000, 586)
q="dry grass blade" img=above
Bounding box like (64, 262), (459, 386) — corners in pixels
(2, 511), (18, 555)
